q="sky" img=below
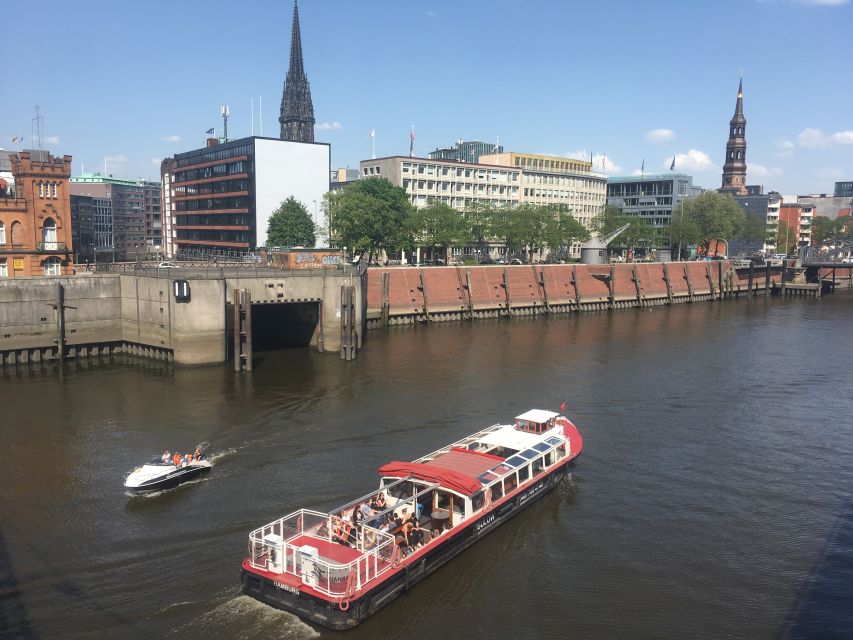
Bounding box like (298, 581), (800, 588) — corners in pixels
(3, 0), (852, 195)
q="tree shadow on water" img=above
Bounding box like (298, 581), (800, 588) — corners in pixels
(0, 524), (38, 640)
(778, 497), (853, 640)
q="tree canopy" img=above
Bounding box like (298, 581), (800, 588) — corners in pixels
(325, 177), (414, 263)
(681, 191), (743, 255)
(266, 196), (316, 247)
(407, 202), (468, 262)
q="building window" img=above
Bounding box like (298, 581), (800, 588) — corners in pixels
(44, 257), (61, 276)
(38, 182), (44, 198)
(52, 182), (58, 198)
(0, 221), (5, 245)
(42, 218), (58, 249)
(0, 259), (6, 277)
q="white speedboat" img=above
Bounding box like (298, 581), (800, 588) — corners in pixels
(124, 456), (211, 493)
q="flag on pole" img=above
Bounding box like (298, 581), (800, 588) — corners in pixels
(560, 401), (566, 413)
(11, 136), (20, 144)
(641, 157), (645, 174)
(368, 129), (375, 139)
(409, 125), (415, 157)
(602, 153), (606, 172)
(670, 154), (676, 171)
(205, 128), (214, 135)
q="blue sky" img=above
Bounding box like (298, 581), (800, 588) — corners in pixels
(3, 0), (851, 194)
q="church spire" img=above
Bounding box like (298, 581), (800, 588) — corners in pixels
(280, 0), (315, 143)
(721, 76), (747, 195)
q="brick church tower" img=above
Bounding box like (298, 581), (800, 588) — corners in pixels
(279, 1), (315, 143)
(720, 77), (748, 195)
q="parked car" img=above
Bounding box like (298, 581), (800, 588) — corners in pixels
(157, 261), (178, 269)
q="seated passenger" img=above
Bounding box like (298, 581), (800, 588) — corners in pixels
(375, 492), (386, 509)
(193, 448), (202, 461)
(161, 450), (171, 464)
(172, 453), (181, 466)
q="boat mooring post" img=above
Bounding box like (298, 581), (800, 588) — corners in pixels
(748, 262), (755, 297)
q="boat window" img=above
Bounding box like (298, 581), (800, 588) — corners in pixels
(506, 456), (526, 468)
(503, 473), (518, 494)
(491, 463), (513, 475)
(533, 443), (550, 453)
(518, 465), (530, 482)
(546, 437), (562, 446)
(532, 456), (544, 476)
(471, 491), (485, 512)
(544, 450), (555, 466)
(490, 481), (503, 501)
(519, 449), (538, 460)
(386, 480), (415, 500)
(478, 471), (499, 484)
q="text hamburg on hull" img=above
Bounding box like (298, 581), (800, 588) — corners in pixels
(241, 409), (583, 630)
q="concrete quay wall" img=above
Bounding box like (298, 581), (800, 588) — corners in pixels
(366, 261), (783, 326)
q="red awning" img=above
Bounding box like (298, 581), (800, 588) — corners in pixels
(378, 461), (482, 497)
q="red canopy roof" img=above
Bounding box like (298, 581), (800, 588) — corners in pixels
(378, 461), (483, 497)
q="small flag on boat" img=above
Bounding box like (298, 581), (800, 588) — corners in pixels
(560, 402), (566, 412)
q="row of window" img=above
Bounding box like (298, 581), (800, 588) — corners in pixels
(728, 150), (744, 160)
(176, 229), (253, 243)
(37, 182), (59, 199)
(400, 163), (520, 182)
(0, 219), (57, 245)
(173, 179), (250, 197)
(174, 196), (250, 212)
(175, 214), (252, 226)
(524, 188), (605, 201)
(514, 157), (589, 174)
(173, 160), (251, 183)
(176, 143), (253, 168)
(403, 179), (519, 196)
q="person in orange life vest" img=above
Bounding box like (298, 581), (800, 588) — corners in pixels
(173, 453), (181, 466)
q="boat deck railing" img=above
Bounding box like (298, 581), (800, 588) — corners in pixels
(247, 508), (397, 598)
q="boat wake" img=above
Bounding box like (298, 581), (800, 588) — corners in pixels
(163, 594), (319, 640)
(207, 447), (238, 464)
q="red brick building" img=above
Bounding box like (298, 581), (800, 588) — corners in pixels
(0, 150), (75, 277)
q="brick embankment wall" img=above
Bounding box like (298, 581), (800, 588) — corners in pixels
(366, 261), (783, 328)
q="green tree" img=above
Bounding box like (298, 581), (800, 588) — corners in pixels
(266, 196), (316, 247)
(463, 201), (496, 256)
(735, 211), (767, 254)
(325, 178), (414, 264)
(543, 209), (589, 260)
(407, 202), (467, 263)
(682, 191), (743, 256)
(490, 205), (527, 258)
(669, 204), (701, 260)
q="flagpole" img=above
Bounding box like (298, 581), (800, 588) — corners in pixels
(251, 98), (254, 136)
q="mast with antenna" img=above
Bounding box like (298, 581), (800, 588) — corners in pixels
(221, 105), (230, 141)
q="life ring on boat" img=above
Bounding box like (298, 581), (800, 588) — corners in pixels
(339, 599), (350, 611)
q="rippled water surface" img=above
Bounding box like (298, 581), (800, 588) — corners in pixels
(2, 293), (852, 639)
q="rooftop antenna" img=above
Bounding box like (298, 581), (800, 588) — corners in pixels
(251, 97), (254, 136)
(259, 95), (263, 136)
(32, 105), (45, 151)
(221, 105), (230, 141)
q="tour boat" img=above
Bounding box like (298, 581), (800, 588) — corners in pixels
(241, 409), (583, 630)
(124, 456), (211, 493)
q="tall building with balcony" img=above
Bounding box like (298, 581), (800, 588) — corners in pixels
(0, 150), (75, 278)
(835, 181), (853, 198)
(161, 136), (329, 258)
(779, 197), (814, 252)
(606, 174), (703, 248)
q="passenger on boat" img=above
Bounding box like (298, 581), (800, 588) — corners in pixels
(193, 448), (202, 461)
(371, 492), (387, 510)
(162, 450), (171, 464)
(172, 453), (181, 466)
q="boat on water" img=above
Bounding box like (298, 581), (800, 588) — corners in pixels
(124, 452), (211, 493)
(240, 409), (583, 630)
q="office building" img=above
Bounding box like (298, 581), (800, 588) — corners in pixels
(607, 174), (703, 248)
(69, 195), (95, 263)
(730, 191), (782, 256)
(796, 193), (853, 221)
(70, 174), (148, 261)
(0, 150), (75, 277)
(835, 181), (853, 198)
(330, 167), (359, 192)
(161, 136), (330, 258)
(779, 196), (815, 251)
(429, 140), (503, 164)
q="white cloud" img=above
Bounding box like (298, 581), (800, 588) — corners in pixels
(563, 149), (590, 161)
(665, 149), (717, 172)
(645, 128), (675, 143)
(592, 153), (622, 174)
(151, 158), (162, 165)
(45, 136), (60, 144)
(162, 134), (181, 142)
(774, 138), (795, 158)
(795, 128), (853, 147)
(105, 154), (128, 164)
(748, 163), (783, 178)
(796, 128), (829, 147)
(813, 166), (844, 180)
(314, 121), (342, 131)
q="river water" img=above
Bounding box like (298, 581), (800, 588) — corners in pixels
(2, 293), (852, 640)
